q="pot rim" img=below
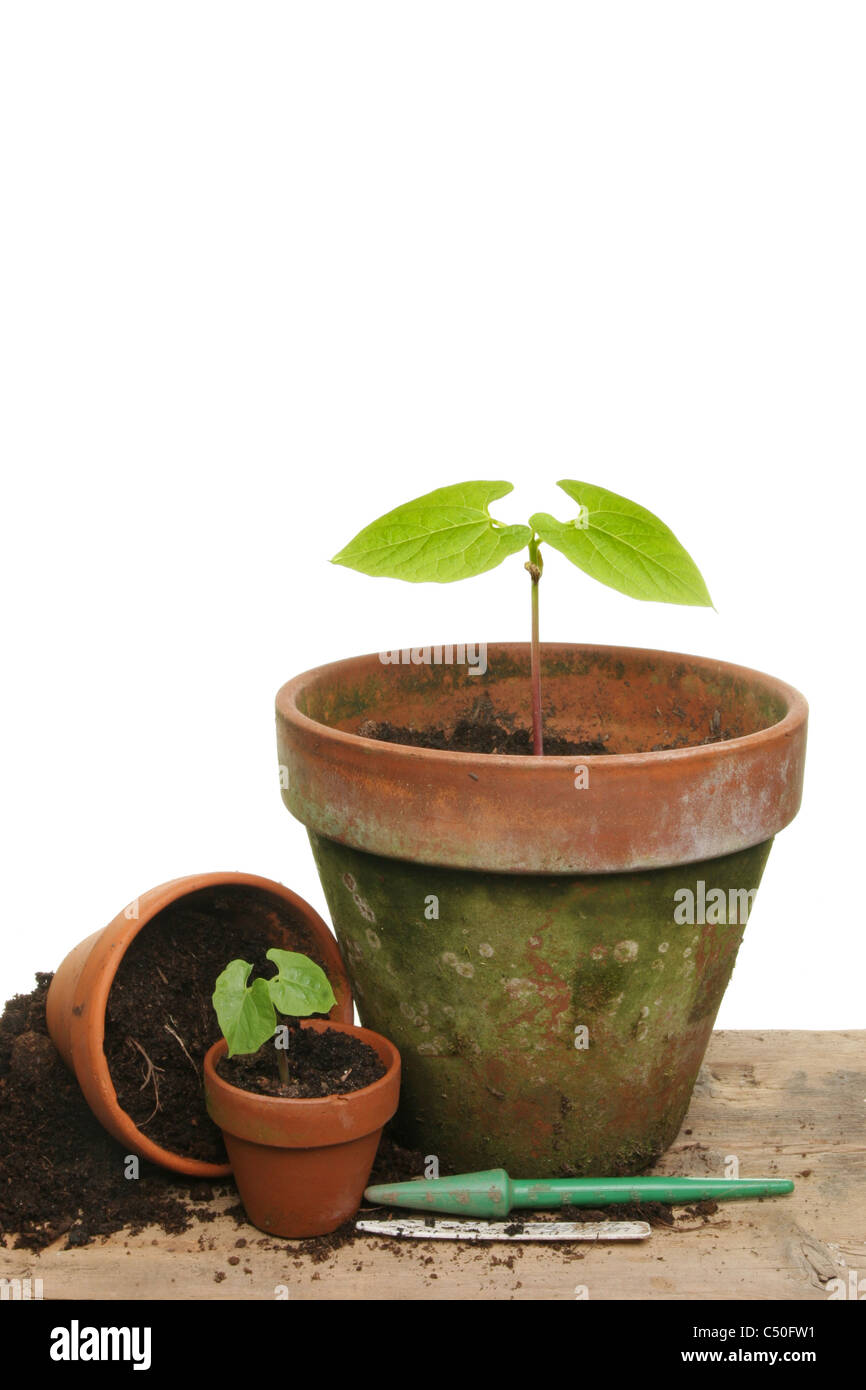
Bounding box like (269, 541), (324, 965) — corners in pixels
(203, 1020), (400, 1109)
(276, 641), (807, 768)
(203, 1020), (401, 1149)
(276, 642), (808, 874)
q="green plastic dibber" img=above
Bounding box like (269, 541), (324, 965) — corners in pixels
(364, 1169), (794, 1218)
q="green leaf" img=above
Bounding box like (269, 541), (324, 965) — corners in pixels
(331, 481), (532, 583)
(265, 949), (337, 1018)
(212, 960), (276, 1058)
(530, 481), (713, 607)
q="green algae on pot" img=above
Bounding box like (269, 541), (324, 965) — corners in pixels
(308, 835), (771, 1175)
(275, 643), (808, 1177)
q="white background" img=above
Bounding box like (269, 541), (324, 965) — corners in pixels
(1, 3), (863, 1028)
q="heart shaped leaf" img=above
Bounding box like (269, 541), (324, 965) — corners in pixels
(331, 481), (532, 583)
(265, 949), (337, 1018)
(212, 960), (276, 1058)
(531, 481), (713, 606)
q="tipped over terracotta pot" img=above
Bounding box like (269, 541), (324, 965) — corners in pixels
(46, 872), (353, 1178)
(204, 1020), (401, 1237)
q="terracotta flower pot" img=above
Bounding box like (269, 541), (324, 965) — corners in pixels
(203, 1020), (400, 1237)
(46, 872), (353, 1177)
(275, 643), (808, 1177)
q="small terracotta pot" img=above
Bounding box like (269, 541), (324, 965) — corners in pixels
(46, 872), (353, 1178)
(204, 1020), (401, 1237)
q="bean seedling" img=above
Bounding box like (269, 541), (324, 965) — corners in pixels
(212, 950), (337, 1087)
(332, 480), (713, 754)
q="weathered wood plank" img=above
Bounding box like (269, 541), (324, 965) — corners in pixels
(2, 1031), (863, 1301)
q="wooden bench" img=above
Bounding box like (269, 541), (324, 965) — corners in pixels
(2, 1030), (863, 1301)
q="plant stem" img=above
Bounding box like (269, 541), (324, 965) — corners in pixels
(526, 536), (544, 756)
(276, 1044), (289, 1087)
(275, 1014), (297, 1088)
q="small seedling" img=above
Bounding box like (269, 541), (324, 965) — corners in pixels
(333, 480), (712, 754)
(212, 950), (337, 1087)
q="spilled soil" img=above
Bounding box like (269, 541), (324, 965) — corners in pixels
(0, 973), (419, 1253)
(0, 973), (213, 1251)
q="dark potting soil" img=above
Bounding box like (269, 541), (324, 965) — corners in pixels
(103, 903), (332, 1164)
(361, 717), (608, 756)
(217, 1027), (385, 1098)
(0, 973), (426, 1253)
(359, 698), (734, 756)
(0, 973), (231, 1252)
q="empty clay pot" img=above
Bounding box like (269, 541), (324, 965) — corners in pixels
(46, 871), (353, 1178)
(203, 1020), (401, 1237)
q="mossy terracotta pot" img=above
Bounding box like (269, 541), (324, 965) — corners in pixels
(275, 644), (808, 1177)
(46, 872), (353, 1178)
(204, 1020), (401, 1237)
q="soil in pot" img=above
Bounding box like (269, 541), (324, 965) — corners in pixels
(217, 1027), (385, 1099)
(359, 692), (736, 754)
(103, 894), (333, 1164)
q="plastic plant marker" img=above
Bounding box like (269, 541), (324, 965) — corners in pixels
(363, 1169), (795, 1218)
(355, 1219), (651, 1243)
